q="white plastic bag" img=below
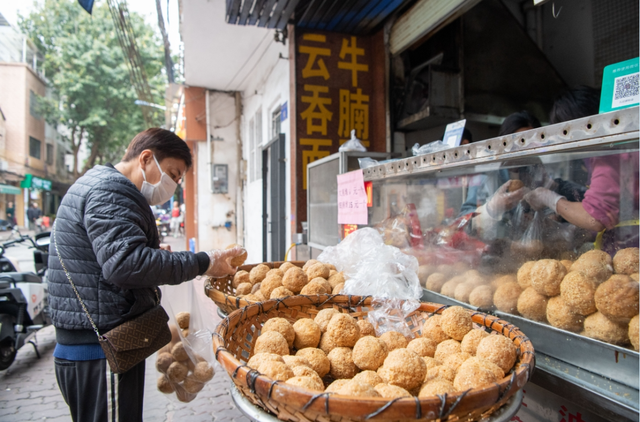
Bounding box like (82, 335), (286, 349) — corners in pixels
(317, 228), (422, 335)
(412, 140), (448, 156)
(358, 157), (379, 169)
(339, 129), (367, 152)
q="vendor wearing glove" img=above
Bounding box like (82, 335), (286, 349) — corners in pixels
(48, 128), (245, 422)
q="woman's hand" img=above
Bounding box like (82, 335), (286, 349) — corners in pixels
(524, 188), (564, 213)
(486, 180), (529, 218)
(203, 247), (245, 278)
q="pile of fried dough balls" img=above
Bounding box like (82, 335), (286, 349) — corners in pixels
(156, 312), (215, 402)
(231, 259), (346, 302)
(419, 248), (639, 350)
(246, 305), (517, 399)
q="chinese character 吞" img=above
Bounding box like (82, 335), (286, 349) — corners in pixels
(299, 34), (331, 80)
(300, 138), (332, 189)
(301, 84), (333, 136)
(338, 36), (369, 87)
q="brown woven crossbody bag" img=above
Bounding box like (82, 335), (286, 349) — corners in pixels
(53, 223), (172, 374)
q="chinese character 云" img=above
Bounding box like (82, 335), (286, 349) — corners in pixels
(338, 36), (369, 87)
(299, 34), (331, 80)
(300, 138), (332, 189)
(339, 88), (370, 140)
(301, 85), (333, 136)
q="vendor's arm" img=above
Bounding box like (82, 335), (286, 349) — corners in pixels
(555, 199), (605, 233)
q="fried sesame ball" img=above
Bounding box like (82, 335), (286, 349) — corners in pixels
(267, 268), (284, 278)
(418, 265), (437, 286)
(469, 285), (494, 309)
(375, 383), (412, 398)
(282, 268), (308, 294)
(174, 384), (197, 403)
(584, 312), (629, 345)
(182, 329), (190, 338)
(293, 319), (321, 349)
(476, 335), (516, 373)
(319, 332), (338, 354)
(327, 313), (360, 348)
(613, 248), (639, 275)
(546, 296), (584, 333)
(247, 352), (284, 369)
(315, 308), (339, 332)
(595, 275), (639, 323)
(327, 347), (359, 379)
(517, 287), (549, 322)
(453, 364), (497, 391)
(379, 331), (408, 351)
(171, 342), (189, 362)
(377, 349), (426, 391)
(460, 329), (489, 356)
(443, 352), (472, 371)
(426, 273), (448, 292)
(629, 315), (639, 351)
(357, 319), (376, 337)
(250, 264), (271, 285)
(560, 271), (598, 316)
(183, 374), (205, 394)
(286, 376), (324, 392)
(460, 357), (505, 379)
(571, 250), (613, 284)
(236, 282), (253, 296)
(424, 365), (456, 383)
(254, 290), (267, 301)
(419, 379), (457, 397)
(452, 262), (471, 275)
(436, 264), (453, 278)
(310, 277), (332, 294)
(492, 274), (517, 290)
(282, 355), (311, 369)
(530, 259), (567, 296)
(631, 273), (639, 281)
(270, 286), (294, 299)
(155, 353), (174, 373)
(434, 339), (462, 364)
(232, 270), (251, 288)
(255, 331), (289, 355)
(258, 361), (294, 381)
(291, 366), (323, 385)
(157, 375), (174, 394)
(325, 263), (337, 271)
(407, 338), (437, 358)
(517, 262), (536, 289)
(325, 379), (350, 393)
(262, 318), (296, 348)
(454, 282), (475, 303)
(353, 370), (384, 387)
(303, 259), (319, 271)
(440, 276), (465, 298)
(176, 312), (190, 330)
(463, 270), (487, 287)
(251, 283), (261, 294)
(226, 244), (248, 267)
(560, 260), (573, 272)
(167, 361), (189, 383)
(327, 272), (346, 289)
(301, 279), (329, 295)
(441, 306), (473, 340)
(193, 362), (214, 382)
(337, 380), (381, 397)
(260, 275), (283, 299)
(422, 357), (438, 376)
(307, 263), (330, 280)
(296, 348), (330, 377)
(493, 282), (522, 314)
(279, 262), (298, 273)
(421, 315), (451, 344)
(333, 283), (345, 294)
(244, 294), (262, 302)
(352, 336), (388, 371)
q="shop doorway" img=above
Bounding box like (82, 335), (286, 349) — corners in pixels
(262, 132), (287, 262)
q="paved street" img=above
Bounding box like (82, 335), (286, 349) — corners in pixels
(0, 233), (251, 422)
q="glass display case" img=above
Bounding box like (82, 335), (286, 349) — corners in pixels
(363, 107), (639, 421)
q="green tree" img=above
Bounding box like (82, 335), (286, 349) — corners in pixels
(20, 0), (166, 177)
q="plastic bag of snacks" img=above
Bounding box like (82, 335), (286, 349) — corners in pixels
(156, 279), (216, 403)
(510, 211), (544, 260)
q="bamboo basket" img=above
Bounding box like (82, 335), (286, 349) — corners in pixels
(204, 261), (306, 315)
(213, 295), (535, 422)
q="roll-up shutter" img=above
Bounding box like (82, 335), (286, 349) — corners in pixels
(389, 0), (480, 55)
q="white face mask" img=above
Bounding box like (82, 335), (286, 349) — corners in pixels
(140, 155), (178, 206)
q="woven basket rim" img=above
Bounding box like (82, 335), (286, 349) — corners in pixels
(213, 294), (535, 421)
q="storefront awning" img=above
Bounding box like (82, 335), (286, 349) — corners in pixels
(20, 174), (52, 191)
(226, 0), (413, 34)
(0, 184), (21, 195)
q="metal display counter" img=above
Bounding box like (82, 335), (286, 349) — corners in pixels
(361, 107), (640, 421)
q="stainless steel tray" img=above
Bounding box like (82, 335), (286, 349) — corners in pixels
(421, 289), (639, 389)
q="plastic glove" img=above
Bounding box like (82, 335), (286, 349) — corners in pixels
(203, 247), (244, 278)
(485, 180), (530, 219)
(524, 188), (565, 213)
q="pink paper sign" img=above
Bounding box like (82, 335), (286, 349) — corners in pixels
(337, 170), (368, 225)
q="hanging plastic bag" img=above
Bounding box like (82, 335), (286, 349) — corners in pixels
(318, 228), (422, 336)
(358, 157), (379, 169)
(339, 129), (367, 152)
(412, 140), (448, 156)
(510, 211), (544, 260)
(155, 278), (216, 403)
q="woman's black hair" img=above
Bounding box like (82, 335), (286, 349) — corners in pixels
(549, 86), (600, 124)
(499, 111), (541, 136)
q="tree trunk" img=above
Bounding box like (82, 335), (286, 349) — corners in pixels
(71, 126), (85, 180)
(155, 0), (174, 84)
(81, 140), (102, 176)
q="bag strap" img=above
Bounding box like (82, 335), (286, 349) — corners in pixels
(53, 221), (160, 340)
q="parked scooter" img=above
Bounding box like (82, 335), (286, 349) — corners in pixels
(0, 231), (51, 370)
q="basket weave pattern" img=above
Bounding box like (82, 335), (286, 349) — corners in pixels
(213, 295), (535, 422)
(204, 261), (306, 314)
